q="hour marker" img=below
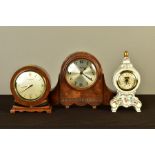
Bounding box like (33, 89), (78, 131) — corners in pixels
(66, 58), (97, 89)
(80, 60), (84, 63)
(29, 95), (32, 99)
(79, 83), (83, 87)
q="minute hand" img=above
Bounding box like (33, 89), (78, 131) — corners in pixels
(20, 84), (33, 93)
(82, 73), (93, 81)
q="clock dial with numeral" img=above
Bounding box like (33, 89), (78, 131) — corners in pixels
(50, 51), (114, 108)
(110, 51), (142, 112)
(117, 71), (138, 91)
(10, 65), (51, 108)
(15, 71), (46, 101)
(65, 59), (97, 89)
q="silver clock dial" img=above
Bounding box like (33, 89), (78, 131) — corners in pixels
(117, 71), (138, 91)
(15, 71), (46, 101)
(66, 59), (97, 89)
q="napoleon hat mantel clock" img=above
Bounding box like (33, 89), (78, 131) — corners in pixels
(10, 65), (52, 114)
(110, 51), (142, 112)
(50, 51), (114, 109)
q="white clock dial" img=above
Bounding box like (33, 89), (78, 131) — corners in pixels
(66, 59), (97, 89)
(15, 71), (46, 101)
(117, 71), (138, 91)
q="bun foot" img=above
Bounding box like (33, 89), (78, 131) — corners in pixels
(66, 106), (70, 109)
(92, 106), (97, 109)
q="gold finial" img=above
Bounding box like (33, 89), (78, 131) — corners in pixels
(124, 51), (129, 58)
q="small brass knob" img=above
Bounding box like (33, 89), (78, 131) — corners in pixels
(124, 51), (129, 58)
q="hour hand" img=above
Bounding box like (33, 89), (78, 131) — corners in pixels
(124, 77), (129, 84)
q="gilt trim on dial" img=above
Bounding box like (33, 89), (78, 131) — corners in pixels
(65, 59), (98, 90)
(15, 71), (47, 101)
(113, 67), (141, 93)
(116, 70), (138, 91)
(10, 65), (51, 107)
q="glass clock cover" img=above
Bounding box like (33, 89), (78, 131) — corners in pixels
(65, 59), (97, 89)
(15, 71), (46, 101)
(117, 70), (138, 91)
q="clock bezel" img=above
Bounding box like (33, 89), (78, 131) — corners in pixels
(62, 52), (102, 91)
(117, 70), (138, 91)
(113, 68), (141, 93)
(65, 58), (98, 90)
(10, 65), (51, 107)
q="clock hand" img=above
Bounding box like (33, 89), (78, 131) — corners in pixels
(125, 77), (129, 84)
(125, 80), (128, 85)
(20, 84), (33, 93)
(82, 73), (93, 81)
(21, 85), (29, 88)
(83, 67), (87, 71)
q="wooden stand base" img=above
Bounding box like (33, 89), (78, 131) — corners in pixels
(10, 105), (52, 114)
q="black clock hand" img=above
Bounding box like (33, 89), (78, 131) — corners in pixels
(125, 80), (128, 85)
(125, 77), (129, 84)
(21, 84), (33, 93)
(82, 73), (93, 81)
(79, 67), (87, 72)
(83, 67), (87, 71)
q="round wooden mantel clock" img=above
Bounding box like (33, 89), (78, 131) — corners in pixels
(10, 65), (52, 114)
(50, 51), (114, 109)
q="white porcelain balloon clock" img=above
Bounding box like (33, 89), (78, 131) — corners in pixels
(110, 51), (142, 112)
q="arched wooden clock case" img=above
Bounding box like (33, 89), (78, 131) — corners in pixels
(10, 65), (52, 114)
(50, 52), (114, 109)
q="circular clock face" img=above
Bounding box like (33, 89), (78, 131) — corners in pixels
(65, 59), (97, 89)
(15, 71), (46, 101)
(117, 71), (138, 91)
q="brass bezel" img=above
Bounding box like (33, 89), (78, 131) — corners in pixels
(65, 58), (98, 90)
(117, 70), (138, 91)
(14, 71), (47, 102)
(10, 65), (51, 107)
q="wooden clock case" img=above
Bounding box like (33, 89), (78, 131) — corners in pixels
(50, 51), (114, 109)
(10, 65), (52, 114)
